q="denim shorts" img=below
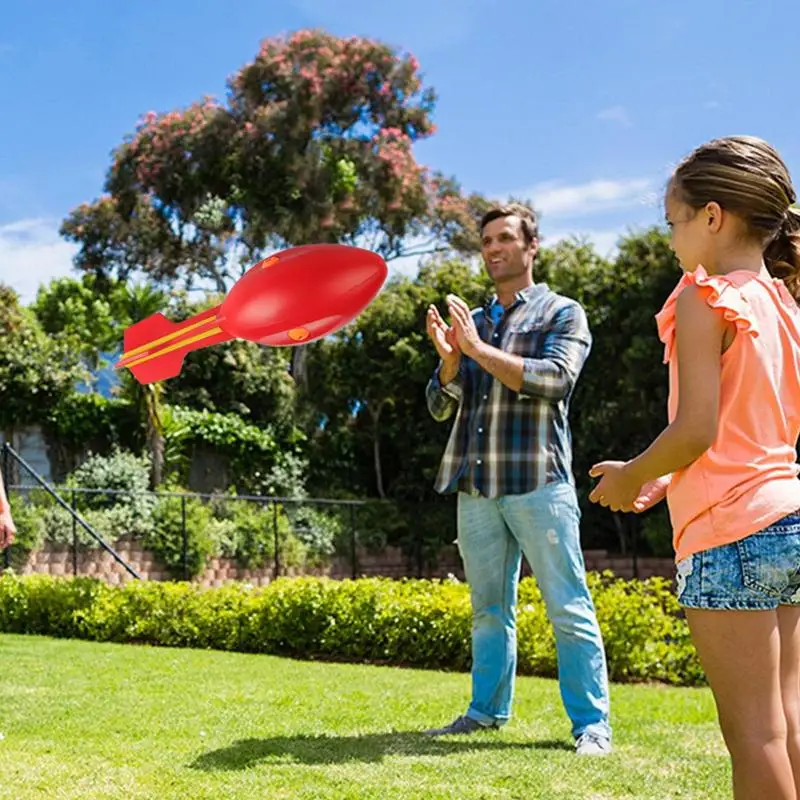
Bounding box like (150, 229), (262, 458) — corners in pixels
(676, 511), (800, 610)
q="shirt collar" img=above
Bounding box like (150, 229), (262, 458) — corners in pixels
(484, 283), (547, 315)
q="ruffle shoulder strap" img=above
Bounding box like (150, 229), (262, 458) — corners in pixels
(654, 266), (758, 364)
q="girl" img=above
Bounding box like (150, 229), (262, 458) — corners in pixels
(589, 135), (800, 799)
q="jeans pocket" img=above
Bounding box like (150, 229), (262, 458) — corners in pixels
(736, 532), (800, 598)
(675, 555), (695, 601)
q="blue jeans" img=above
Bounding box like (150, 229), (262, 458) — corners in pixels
(457, 482), (611, 740)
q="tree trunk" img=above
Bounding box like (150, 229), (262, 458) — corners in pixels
(148, 422), (164, 489)
(143, 385), (165, 490)
(370, 404), (385, 499)
(290, 345), (308, 388)
(612, 511), (628, 556)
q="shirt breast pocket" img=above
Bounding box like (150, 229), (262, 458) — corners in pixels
(505, 320), (541, 358)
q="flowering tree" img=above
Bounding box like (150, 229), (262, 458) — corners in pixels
(61, 29), (487, 293)
(0, 285), (86, 446)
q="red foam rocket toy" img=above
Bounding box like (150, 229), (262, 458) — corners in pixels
(115, 243), (388, 384)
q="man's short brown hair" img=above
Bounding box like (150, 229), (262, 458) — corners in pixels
(479, 203), (539, 245)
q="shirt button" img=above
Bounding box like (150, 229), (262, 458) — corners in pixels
(493, 333), (499, 339)
(476, 459), (482, 465)
(478, 427), (483, 433)
(482, 395), (488, 401)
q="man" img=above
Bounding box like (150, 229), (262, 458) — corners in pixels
(424, 203), (611, 756)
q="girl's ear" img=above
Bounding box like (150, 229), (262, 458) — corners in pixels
(705, 202), (724, 233)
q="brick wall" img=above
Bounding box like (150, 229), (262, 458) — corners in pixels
(581, 549), (676, 581)
(7, 537), (675, 585)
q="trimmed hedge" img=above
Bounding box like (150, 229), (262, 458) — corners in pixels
(0, 571), (704, 686)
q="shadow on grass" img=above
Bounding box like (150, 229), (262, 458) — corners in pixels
(190, 732), (572, 770)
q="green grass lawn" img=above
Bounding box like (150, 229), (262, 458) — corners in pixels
(0, 633), (728, 799)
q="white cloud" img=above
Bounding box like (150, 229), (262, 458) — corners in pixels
(543, 227), (625, 258)
(517, 177), (655, 219)
(0, 207), (647, 307)
(387, 252), (423, 278)
(597, 105), (632, 128)
(0, 217), (430, 304)
(0, 218), (78, 304)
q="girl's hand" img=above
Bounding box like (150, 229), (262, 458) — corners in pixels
(588, 461), (645, 513)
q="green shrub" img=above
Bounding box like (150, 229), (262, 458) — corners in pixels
(44, 393), (142, 457)
(147, 493), (217, 579)
(212, 499), (278, 569)
(16, 451), (158, 551)
(209, 498), (309, 569)
(4, 501), (47, 569)
(42, 504), (156, 548)
(590, 572), (703, 685)
(14, 479), (318, 578)
(164, 406), (299, 496)
(0, 574), (108, 638)
(68, 449), (154, 514)
(284, 505), (342, 563)
(0, 572), (704, 686)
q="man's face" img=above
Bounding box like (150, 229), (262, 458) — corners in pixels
(480, 215), (536, 286)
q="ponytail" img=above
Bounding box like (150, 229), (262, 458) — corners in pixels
(765, 207), (800, 301)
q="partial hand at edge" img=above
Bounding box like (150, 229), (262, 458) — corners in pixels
(0, 508), (16, 549)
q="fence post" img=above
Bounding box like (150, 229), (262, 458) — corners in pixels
(349, 504), (358, 580)
(181, 494), (188, 581)
(72, 489), (78, 577)
(415, 506), (424, 578)
(272, 501), (280, 578)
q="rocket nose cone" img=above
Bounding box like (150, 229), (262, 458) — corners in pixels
(221, 244), (387, 343)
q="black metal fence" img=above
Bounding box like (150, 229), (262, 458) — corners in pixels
(0, 442), (464, 582)
(1, 443), (141, 578)
(0, 442), (665, 584)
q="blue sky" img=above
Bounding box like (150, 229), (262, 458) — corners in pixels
(2, 0), (800, 304)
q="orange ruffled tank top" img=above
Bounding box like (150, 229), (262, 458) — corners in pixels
(655, 266), (800, 562)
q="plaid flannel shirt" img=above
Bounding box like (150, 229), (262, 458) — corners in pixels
(426, 283), (592, 498)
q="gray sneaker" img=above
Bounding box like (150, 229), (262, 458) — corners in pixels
(424, 714), (499, 736)
(575, 732), (612, 756)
